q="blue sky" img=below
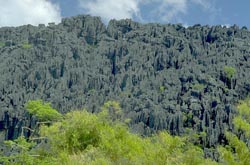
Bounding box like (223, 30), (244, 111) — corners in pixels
(0, 0), (249, 27)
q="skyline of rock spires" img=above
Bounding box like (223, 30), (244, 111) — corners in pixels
(0, 15), (250, 154)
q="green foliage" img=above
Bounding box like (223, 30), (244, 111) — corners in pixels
(101, 100), (121, 112)
(0, 42), (4, 47)
(233, 116), (250, 136)
(233, 98), (250, 136)
(5, 99), (250, 164)
(22, 42), (32, 49)
(236, 98), (250, 120)
(184, 128), (207, 148)
(217, 99), (250, 164)
(159, 86), (165, 92)
(101, 100), (123, 121)
(223, 66), (236, 79)
(192, 83), (205, 91)
(218, 132), (250, 165)
(41, 110), (102, 153)
(25, 100), (62, 122)
(0, 136), (41, 165)
(39, 109), (216, 164)
(2, 100), (218, 165)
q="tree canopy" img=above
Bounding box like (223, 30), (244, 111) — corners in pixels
(1, 99), (250, 164)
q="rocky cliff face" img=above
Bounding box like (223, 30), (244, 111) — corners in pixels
(0, 15), (250, 148)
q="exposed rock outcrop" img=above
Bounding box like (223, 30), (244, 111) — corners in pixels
(0, 15), (250, 150)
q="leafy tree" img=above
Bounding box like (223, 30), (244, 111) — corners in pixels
(25, 100), (62, 122)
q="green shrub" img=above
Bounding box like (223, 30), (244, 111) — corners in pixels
(22, 42), (32, 49)
(233, 98), (250, 136)
(224, 66), (236, 79)
(192, 83), (205, 91)
(159, 86), (165, 92)
(0, 42), (4, 47)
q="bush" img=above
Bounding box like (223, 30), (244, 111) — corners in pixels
(22, 42), (32, 49)
(223, 66), (236, 79)
(233, 98), (250, 136)
(0, 42), (4, 47)
(159, 86), (165, 92)
(192, 83), (205, 91)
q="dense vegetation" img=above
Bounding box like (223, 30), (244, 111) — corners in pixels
(1, 100), (250, 164)
(1, 15), (250, 158)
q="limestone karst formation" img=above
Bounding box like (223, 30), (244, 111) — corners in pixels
(0, 15), (250, 151)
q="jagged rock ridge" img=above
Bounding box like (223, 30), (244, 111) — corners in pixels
(0, 15), (250, 150)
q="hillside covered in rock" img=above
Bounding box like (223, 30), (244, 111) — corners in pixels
(0, 15), (250, 150)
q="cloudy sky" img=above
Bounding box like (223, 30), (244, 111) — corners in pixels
(0, 0), (249, 27)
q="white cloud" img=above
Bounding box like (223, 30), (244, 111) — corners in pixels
(77, 0), (216, 24)
(154, 0), (188, 22)
(191, 0), (219, 23)
(78, 0), (141, 23)
(191, 0), (213, 11)
(78, 0), (188, 23)
(0, 0), (62, 27)
(145, 0), (216, 23)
